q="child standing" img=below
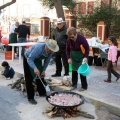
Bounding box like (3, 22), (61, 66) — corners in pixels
(1, 61), (15, 79)
(104, 36), (120, 83)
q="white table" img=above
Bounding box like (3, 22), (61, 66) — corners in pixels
(90, 45), (120, 51)
(8, 42), (37, 63)
(90, 45), (120, 57)
(90, 45), (120, 66)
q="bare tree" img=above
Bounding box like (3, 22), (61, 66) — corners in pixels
(0, 0), (16, 10)
(39, 0), (66, 20)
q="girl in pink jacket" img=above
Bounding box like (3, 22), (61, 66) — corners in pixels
(104, 36), (120, 83)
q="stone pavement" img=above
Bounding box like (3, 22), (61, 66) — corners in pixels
(0, 50), (120, 119)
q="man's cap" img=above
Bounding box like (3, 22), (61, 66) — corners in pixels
(56, 18), (65, 24)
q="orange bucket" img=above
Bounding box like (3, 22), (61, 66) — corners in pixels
(5, 51), (14, 60)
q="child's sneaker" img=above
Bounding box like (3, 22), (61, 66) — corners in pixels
(6, 77), (11, 80)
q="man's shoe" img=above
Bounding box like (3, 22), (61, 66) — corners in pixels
(51, 73), (61, 77)
(116, 76), (120, 81)
(28, 99), (37, 105)
(79, 88), (86, 91)
(64, 74), (69, 76)
(104, 80), (111, 83)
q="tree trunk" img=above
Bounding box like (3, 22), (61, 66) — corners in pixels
(109, 0), (112, 5)
(0, 0), (16, 10)
(53, 0), (65, 21)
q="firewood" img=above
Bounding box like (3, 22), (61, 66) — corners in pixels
(73, 106), (77, 111)
(7, 83), (13, 86)
(63, 112), (72, 118)
(49, 83), (62, 86)
(44, 106), (95, 119)
(11, 79), (21, 89)
(46, 107), (53, 113)
(52, 109), (58, 115)
(47, 111), (53, 118)
(10, 77), (26, 92)
(78, 111), (95, 119)
(20, 83), (26, 92)
(66, 108), (75, 115)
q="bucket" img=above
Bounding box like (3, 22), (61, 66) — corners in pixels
(77, 63), (90, 76)
(5, 51), (15, 60)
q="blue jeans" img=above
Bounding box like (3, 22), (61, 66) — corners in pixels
(17, 38), (26, 57)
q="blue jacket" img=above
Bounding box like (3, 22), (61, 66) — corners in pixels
(3, 66), (15, 78)
(25, 43), (53, 71)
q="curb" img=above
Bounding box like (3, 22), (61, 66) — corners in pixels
(76, 91), (120, 117)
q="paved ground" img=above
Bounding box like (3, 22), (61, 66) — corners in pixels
(0, 49), (120, 120)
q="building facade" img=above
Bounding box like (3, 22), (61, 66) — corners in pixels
(0, 0), (120, 36)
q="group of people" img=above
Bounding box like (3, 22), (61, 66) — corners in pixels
(9, 21), (30, 57)
(23, 18), (90, 104)
(0, 21), (30, 80)
(1, 17), (120, 105)
(23, 18), (120, 105)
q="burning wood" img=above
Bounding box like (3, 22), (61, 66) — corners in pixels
(43, 106), (95, 119)
(45, 92), (94, 119)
